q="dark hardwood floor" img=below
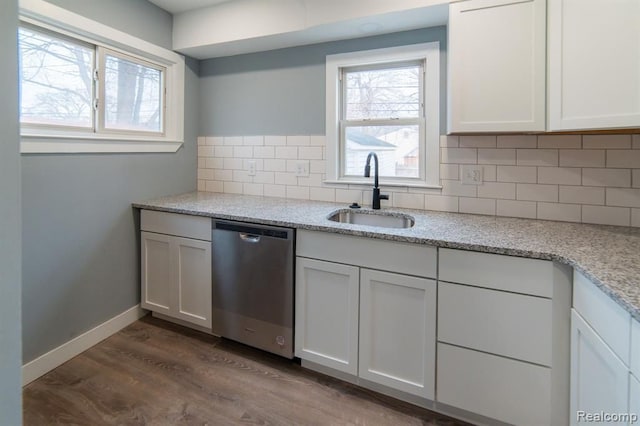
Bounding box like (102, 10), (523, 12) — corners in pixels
(23, 315), (469, 425)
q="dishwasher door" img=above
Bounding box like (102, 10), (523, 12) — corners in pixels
(211, 220), (294, 358)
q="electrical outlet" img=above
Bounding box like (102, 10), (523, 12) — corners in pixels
(247, 160), (256, 176)
(461, 165), (483, 185)
(295, 161), (309, 177)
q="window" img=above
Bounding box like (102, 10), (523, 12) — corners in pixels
(326, 43), (440, 188)
(19, 0), (184, 153)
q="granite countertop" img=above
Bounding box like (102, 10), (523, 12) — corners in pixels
(134, 191), (640, 322)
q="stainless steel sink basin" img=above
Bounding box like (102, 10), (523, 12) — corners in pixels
(327, 210), (414, 229)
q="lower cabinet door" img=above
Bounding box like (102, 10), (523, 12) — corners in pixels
(359, 269), (436, 399)
(173, 236), (212, 329)
(437, 343), (551, 425)
(295, 257), (359, 375)
(141, 231), (172, 316)
(571, 310), (629, 425)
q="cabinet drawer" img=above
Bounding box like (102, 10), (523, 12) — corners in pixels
(438, 282), (552, 366)
(439, 248), (553, 297)
(437, 343), (551, 425)
(141, 209), (211, 241)
(631, 319), (640, 378)
(297, 230), (437, 278)
(573, 271), (631, 366)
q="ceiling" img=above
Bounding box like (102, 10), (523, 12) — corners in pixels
(149, 0), (234, 14)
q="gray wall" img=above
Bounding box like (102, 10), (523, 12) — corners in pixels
(198, 27), (447, 136)
(22, 1), (198, 362)
(0, 0), (22, 423)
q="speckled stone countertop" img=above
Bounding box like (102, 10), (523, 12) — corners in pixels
(134, 191), (640, 322)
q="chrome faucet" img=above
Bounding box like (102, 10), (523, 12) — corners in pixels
(364, 152), (389, 210)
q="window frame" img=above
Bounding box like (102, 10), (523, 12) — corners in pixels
(325, 42), (440, 188)
(19, 0), (184, 154)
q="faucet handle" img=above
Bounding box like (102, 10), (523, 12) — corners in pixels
(379, 194), (389, 201)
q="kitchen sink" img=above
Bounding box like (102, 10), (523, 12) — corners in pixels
(327, 209), (415, 229)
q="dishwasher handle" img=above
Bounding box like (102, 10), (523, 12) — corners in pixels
(239, 232), (261, 243)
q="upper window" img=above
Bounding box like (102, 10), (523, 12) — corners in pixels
(326, 43), (440, 188)
(19, 0), (184, 154)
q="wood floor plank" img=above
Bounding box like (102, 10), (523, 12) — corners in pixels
(24, 315), (469, 425)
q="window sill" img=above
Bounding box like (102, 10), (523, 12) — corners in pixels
(20, 133), (183, 154)
(323, 180), (443, 190)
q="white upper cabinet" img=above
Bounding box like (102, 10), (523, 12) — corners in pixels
(448, 0), (546, 132)
(548, 0), (640, 131)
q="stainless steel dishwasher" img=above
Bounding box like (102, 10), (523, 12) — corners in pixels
(211, 220), (294, 358)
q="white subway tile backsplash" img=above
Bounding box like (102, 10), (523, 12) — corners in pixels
(477, 182), (516, 200)
(441, 148), (476, 164)
(606, 188), (640, 208)
(517, 149), (558, 166)
(582, 135), (631, 149)
(441, 179), (477, 197)
(633, 209), (640, 227)
(243, 136), (264, 146)
(440, 135), (459, 147)
(206, 136), (223, 146)
(213, 169), (233, 181)
(559, 149), (605, 167)
(253, 146), (275, 159)
(459, 197), (496, 215)
(478, 149), (516, 165)
(264, 159), (286, 172)
(460, 135), (496, 148)
(537, 202), (581, 223)
(265, 136), (287, 146)
(559, 186), (605, 205)
(517, 184), (558, 202)
(199, 133), (640, 227)
(425, 195), (459, 212)
(223, 136), (243, 146)
(223, 181), (243, 194)
(309, 187), (336, 202)
(607, 150), (640, 168)
(482, 165), (497, 182)
(287, 135), (310, 146)
(496, 200), (537, 219)
(275, 146), (298, 159)
(537, 167), (581, 186)
(274, 172), (297, 186)
(205, 180), (223, 192)
(537, 135), (581, 149)
(497, 166), (537, 183)
(582, 168), (631, 188)
(393, 192), (425, 210)
(440, 164), (459, 180)
(582, 205), (630, 226)
(299, 146), (323, 160)
(497, 135), (537, 148)
(243, 183), (264, 196)
(214, 146), (233, 158)
(264, 184), (286, 198)
(286, 185), (309, 200)
(206, 158), (224, 169)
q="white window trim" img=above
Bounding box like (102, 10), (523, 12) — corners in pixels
(325, 42), (440, 188)
(18, 0), (185, 154)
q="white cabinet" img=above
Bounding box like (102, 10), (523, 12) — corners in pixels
(359, 269), (436, 399)
(570, 271), (635, 425)
(295, 230), (437, 400)
(295, 257), (359, 375)
(448, 0), (546, 132)
(437, 248), (571, 425)
(548, 0), (640, 131)
(140, 210), (212, 330)
(570, 310), (629, 425)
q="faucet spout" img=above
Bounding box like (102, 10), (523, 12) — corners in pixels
(364, 152), (388, 209)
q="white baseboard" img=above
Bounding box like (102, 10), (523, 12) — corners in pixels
(22, 304), (147, 386)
